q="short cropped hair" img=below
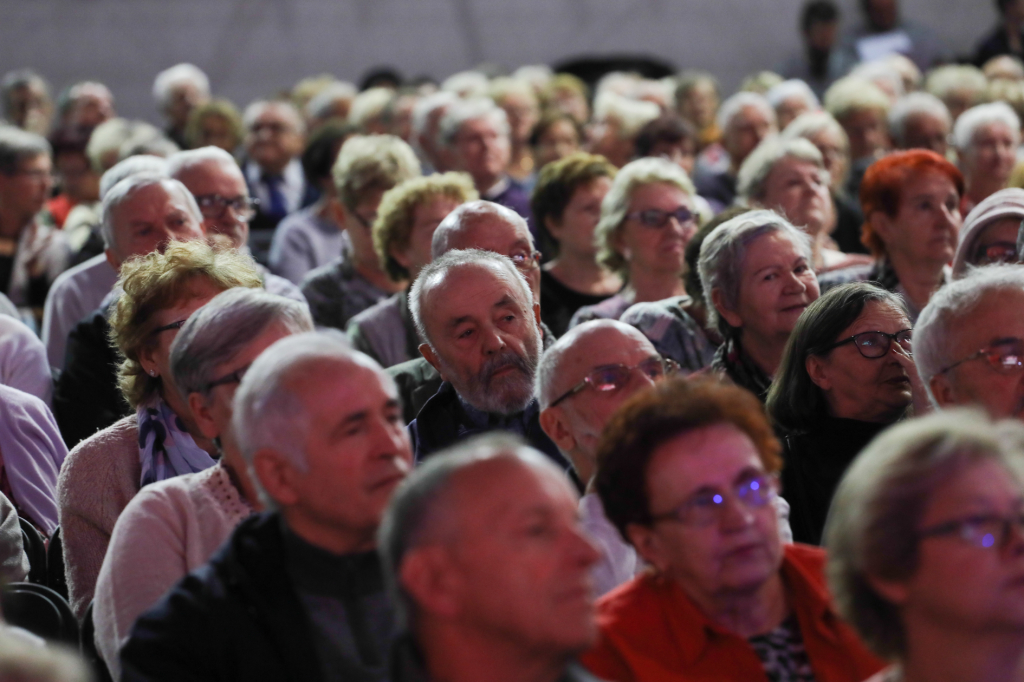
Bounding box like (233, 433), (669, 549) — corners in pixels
(331, 134), (421, 210)
(243, 100), (305, 136)
(165, 145), (239, 179)
(349, 87), (395, 130)
(152, 63), (210, 110)
(824, 77), (890, 121)
(530, 152), (617, 258)
(737, 136), (825, 204)
(99, 174), (200, 250)
(430, 200), (530, 259)
(925, 65), (988, 109)
(766, 79), (821, 112)
(305, 81), (357, 122)
(592, 92), (661, 140)
(888, 92), (952, 148)
(716, 91), (776, 134)
(99, 155), (169, 199)
(953, 101), (1021, 152)
(438, 98), (510, 150)
(0, 126), (50, 175)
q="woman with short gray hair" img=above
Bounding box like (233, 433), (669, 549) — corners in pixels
(955, 102), (1021, 216)
(699, 209), (820, 400)
(826, 409), (1024, 682)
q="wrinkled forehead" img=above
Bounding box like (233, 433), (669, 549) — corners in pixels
(423, 261), (527, 316)
(176, 159), (247, 196)
(115, 182), (191, 222)
(448, 213), (530, 253)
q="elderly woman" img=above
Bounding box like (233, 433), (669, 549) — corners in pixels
(92, 288), (312, 680)
(530, 153), (621, 336)
(767, 283), (924, 545)
(823, 77), (890, 200)
(633, 115), (698, 177)
(184, 98), (243, 153)
(582, 377), (883, 682)
(699, 209), (821, 400)
(569, 157), (697, 327)
(489, 77), (540, 182)
(818, 149), (964, 321)
(346, 172), (476, 367)
(766, 79), (821, 130)
(952, 187), (1024, 276)
(529, 111), (582, 172)
(826, 410), (1024, 682)
(955, 102), (1021, 216)
(57, 239), (262, 618)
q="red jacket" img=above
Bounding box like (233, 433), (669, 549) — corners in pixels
(581, 544), (884, 682)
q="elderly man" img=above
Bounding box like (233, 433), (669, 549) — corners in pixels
(152, 64), (211, 150)
(915, 265), (1024, 421)
(121, 332), (412, 682)
(53, 174), (205, 448)
(408, 248), (566, 470)
(379, 434), (602, 682)
(167, 146), (304, 302)
(888, 91), (952, 156)
(1, 69), (52, 135)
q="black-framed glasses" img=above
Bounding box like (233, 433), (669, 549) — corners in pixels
(202, 362), (252, 394)
(919, 513), (1024, 551)
(195, 194), (258, 221)
(626, 207), (696, 229)
(940, 337), (1024, 375)
(650, 471), (776, 528)
(815, 329), (913, 359)
(973, 241), (1019, 266)
(149, 319), (187, 338)
(549, 356), (677, 407)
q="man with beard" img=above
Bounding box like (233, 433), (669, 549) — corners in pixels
(407, 248), (568, 470)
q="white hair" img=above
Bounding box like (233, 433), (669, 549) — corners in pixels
(152, 63), (210, 109)
(349, 87), (395, 129)
(766, 79), (821, 111)
(592, 91), (660, 139)
(888, 92), (952, 147)
(117, 121), (179, 161)
(438, 98), (510, 150)
(914, 265), (1024, 405)
(305, 81), (357, 121)
(166, 145), (240, 179)
(441, 70), (490, 98)
(242, 100), (306, 136)
(824, 77), (891, 119)
(716, 91), (776, 133)
(430, 200), (530, 259)
(737, 136), (825, 203)
(86, 117), (132, 171)
(850, 61), (905, 100)
(411, 91), (459, 140)
(99, 154), (169, 198)
(100, 174), (200, 250)
(926, 65), (988, 104)
(511, 65), (553, 90)
(781, 110), (850, 151)
(953, 101), (1021, 151)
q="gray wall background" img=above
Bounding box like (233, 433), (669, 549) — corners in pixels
(0, 0), (1000, 124)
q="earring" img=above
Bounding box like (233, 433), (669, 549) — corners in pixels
(149, 370), (157, 377)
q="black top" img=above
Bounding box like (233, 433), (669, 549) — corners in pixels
(974, 23), (1024, 66)
(540, 269), (617, 338)
(831, 192), (868, 256)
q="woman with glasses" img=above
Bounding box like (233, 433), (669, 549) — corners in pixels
(826, 409), (1024, 682)
(57, 239), (261, 619)
(569, 157), (699, 327)
(582, 377), (883, 682)
(92, 288), (312, 679)
(951, 187), (1024, 277)
(767, 283), (927, 545)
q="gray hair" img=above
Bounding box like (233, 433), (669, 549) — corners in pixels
(349, 87), (395, 129)
(166, 145), (241, 179)
(438, 98), (510, 150)
(698, 209), (812, 338)
(242, 100), (306, 136)
(170, 287), (313, 400)
(592, 91), (660, 139)
(1, 69), (49, 120)
(594, 157), (696, 276)
(737, 136), (825, 203)
(925, 64), (988, 104)
(440, 70), (490, 98)
(411, 91), (459, 140)
(430, 200), (530, 259)
(332, 134), (421, 210)
(824, 77), (890, 120)
(825, 408), (1024, 660)
(409, 248), (534, 348)
(715, 91), (776, 134)
(914, 265), (1024, 404)
(99, 154), (169, 199)
(781, 110), (849, 151)
(305, 81), (357, 121)
(118, 122), (180, 161)
(100, 174), (201, 250)
(152, 63), (210, 109)
(888, 92), (952, 148)
(766, 79), (820, 111)
(378, 432), (564, 630)
(953, 101), (1021, 152)
(86, 117), (132, 171)
(0, 126), (50, 175)
(849, 60), (905, 99)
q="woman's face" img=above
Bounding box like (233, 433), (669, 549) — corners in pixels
(966, 122), (1018, 188)
(876, 459), (1024, 637)
(628, 422), (782, 605)
(393, 196), (462, 281)
(547, 177), (611, 260)
(680, 81), (719, 130)
(759, 157), (834, 237)
(718, 231), (820, 346)
(875, 169), (961, 267)
(806, 299), (915, 423)
(199, 114), (238, 152)
(807, 127), (849, 193)
(534, 118), (580, 169)
(618, 182), (696, 278)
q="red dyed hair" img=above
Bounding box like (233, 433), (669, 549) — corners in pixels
(859, 150), (965, 257)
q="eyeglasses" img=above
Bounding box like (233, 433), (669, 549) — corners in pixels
(650, 472), (776, 528)
(940, 337), (1024, 375)
(974, 241), (1018, 266)
(149, 319), (187, 338)
(195, 194), (258, 221)
(202, 362), (251, 394)
(509, 251), (541, 272)
(815, 329), (913, 359)
(626, 207), (696, 229)
(919, 513), (1024, 551)
(549, 356), (677, 407)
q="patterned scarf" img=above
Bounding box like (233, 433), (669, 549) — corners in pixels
(711, 337), (773, 402)
(137, 396), (217, 488)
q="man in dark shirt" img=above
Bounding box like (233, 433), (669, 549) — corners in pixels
(120, 331), (412, 682)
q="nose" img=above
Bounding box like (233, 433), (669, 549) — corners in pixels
(480, 325), (507, 355)
(719, 493), (756, 531)
(568, 524), (601, 569)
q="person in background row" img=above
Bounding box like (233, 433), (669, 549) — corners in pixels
(410, 91), (458, 174)
(304, 81), (356, 132)
(826, 410), (1024, 682)
(152, 64), (210, 151)
(633, 114), (698, 177)
(59, 81), (115, 130)
(0, 312), (51, 406)
(269, 121), (355, 285)
(586, 92), (660, 171)
(302, 134), (421, 330)
(58, 239), (261, 619)
(1, 69), (53, 135)
(531, 153), (621, 337)
(347, 172), (476, 368)
(544, 72), (591, 126)
(952, 187), (1024, 276)
(767, 283), (923, 545)
(379, 434), (603, 682)
(46, 125), (100, 230)
(926, 65), (989, 123)
(489, 77), (540, 183)
(185, 99), (244, 154)
(840, 0), (946, 72)
(823, 76), (891, 200)
(583, 377), (883, 682)
(779, 0), (852, 99)
(0, 490), (28, 584)
(888, 91), (952, 157)
(530, 111), (583, 173)
(974, 0), (1024, 67)
(766, 79), (821, 130)
(954, 102), (1020, 216)
(674, 71), (721, 151)
(121, 332), (412, 682)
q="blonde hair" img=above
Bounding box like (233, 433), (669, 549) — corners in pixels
(108, 238), (262, 408)
(824, 77), (890, 120)
(372, 172), (478, 282)
(331, 134), (421, 210)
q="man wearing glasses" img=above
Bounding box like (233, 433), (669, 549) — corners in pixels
(915, 265), (1024, 420)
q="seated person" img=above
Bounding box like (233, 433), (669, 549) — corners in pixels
(952, 187), (1024, 275)
(121, 332), (413, 682)
(0, 313), (52, 405)
(888, 92), (951, 156)
(347, 172), (476, 367)
(0, 490), (28, 584)
(823, 77), (890, 199)
(58, 239), (261, 618)
(93, 289), (312, 679)
(302, 135), (421, 330)
(633, 115), (698, 177)
(954, 102), (1020, 216)
(582, 377), (884, 682)
(827, 409), (1024, 682)
(380, 434), (602, 682)
(766, 79), (821, 130)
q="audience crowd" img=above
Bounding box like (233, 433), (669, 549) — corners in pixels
(5, 2), (1024, 681)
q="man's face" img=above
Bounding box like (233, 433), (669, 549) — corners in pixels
(174, 160), (250, 250)
(453, 116), (510, 189)
(841, 108), (888, 161)
(108, 183), (205, 268)
(444, 214), (541, 300)
(931, 289), (1024, 421)
(903, 113), (950, 156)
(421, 263), (542, 415)
(166, 82), (208, 131)
(245, 106), (304, 174)
(54, 151), (99, 203)
(0, 153), (53, 222)
(8, 83), (50, 132)
(438, 457), (599, 656)
(725, 106), (776, 168)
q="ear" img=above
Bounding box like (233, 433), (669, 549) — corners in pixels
(251, 449), (302, 507)
(544, 214), (563, 241)
(532, 302), (542, 330)
(329, 200), (349, 230)
(710, 288), (743, 330)
(419, 343), (447, 380)
(399, 545), (462, 618)
(188, 392), (219, 440)
(868, 210), (893, 245)
(105, 248), (122, 271)
(138, 342), (160, 379)
(929, 372), (956, 408)
(613, 228), (631, 263)
(625, 523), (672, 574)
(389, 242), (414, 270)
(805, 353), (832, 391)
(539, 406), (578, 455)
(865, 573), (910, 607)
